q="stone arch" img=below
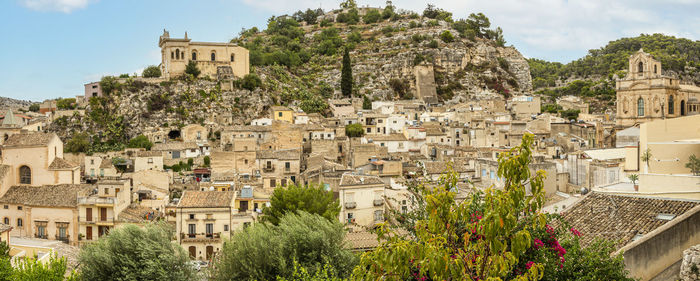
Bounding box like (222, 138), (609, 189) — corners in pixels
(668, 95), (674, 115)
(638, 61), (644, 73)
(19, 165), (31, 184)
(211, 51), (216, 61)
(175, 49), (180, 60)
(168, 130), (181, 140)
(654, 64), (658, 74)
(637, 97), (645, 117)
(191, 50), (198, 61)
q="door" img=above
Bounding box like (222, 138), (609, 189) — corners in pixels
(240, 200), (249, 212)
(100, 208), (107, 221)
(189, 246), (196, 259)
(206, 246), (214, 260)
(86, 226), (92, 240)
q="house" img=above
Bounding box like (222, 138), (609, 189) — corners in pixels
(270, 106), (293, 123)
(181, 124), (207, 143)
(133, 151), (163, 172)
(84, 156), (119, 179)
(338, 173), (385, 229)
(0, 184), (92, 245)
(77, 180), (131, 241)
(256, 149), (301, 189)
(1, 132), (80, 192)
(153, 142), (201, 160)
(176, 191), (236, 260)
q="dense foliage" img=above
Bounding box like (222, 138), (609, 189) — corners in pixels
(210, 212), (356, 281)
(77, 223), (195, 281)
(127, 135), (153, 150)
(345, 123), (364, 138)
(261, 183), (341, 226)
(142, 65), (162, 78)
(64, 132), (91, 153)
(0, 242), (74, 281)
(686, 154), (700, 176)
(56, 98), (77, 110)
(341, 48), (353, 97)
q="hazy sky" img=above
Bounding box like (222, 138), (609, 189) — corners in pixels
(1, 0), (699, 101)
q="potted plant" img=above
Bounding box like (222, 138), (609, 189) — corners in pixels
(628, 174), (639, 191)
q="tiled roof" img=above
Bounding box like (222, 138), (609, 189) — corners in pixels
(136, 151), (162, 157)
(177, 191), (235, 208)
(271, 106), (291, 111)
(0, 223), (12, 233)
(345, 231), (379, 250)
(48, 158), (78, 170)
(99, 158), (114, 169)
(424, 127), (444, 136)
(152, 141), (199, 151)
(256, 149), (301, 160)
(367, 134), (407, 141)
(3, 132), (56, 147)
(559, 192), (699, 249)
(117, 205), (159, 223)
(0, 185), (92, 208)
(423, 160), (471, 174)
(340, 173), (384, 186)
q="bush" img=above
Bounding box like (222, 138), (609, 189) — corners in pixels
(78, 223), (195, 281)
(28, 104), (39, 112)
(127, 135), (153, 150)
(389, 78), (411, 99)
(210, 212), (356, 281)
(203, 156), (210, 167)
(240, 73), (262, 91)
(428, 39), (439, 48)
(422, 4), (452, 22)
(362, 95), (372, 110)
(142, 65), (161, 78)
(345, 123), (364, 138)
(65, 133), (91, 153)
(184, 61), (200, 77)
(99, 76), (121, 95)
(440, 30), (454, 43)
(261, 183), (340, 225)
(362, 9), (381, 24)
(411, 34), (424, 43)
(335, 9), (359, 25)
(347, 31), (362, 44)
(56, 98), (76, 110)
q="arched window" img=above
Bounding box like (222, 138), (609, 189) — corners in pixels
(17, 218), (22, 227)
(2, 217), (8, 224)
(668, 95), (674, 114)
(191, 51), (197, 61)
(211, 51), (216, 61)
(230, 54), (235, 62)
(171, 52), (174, 59)
(638, 61), (644, 73)
(19, 166), (31, 184)
(654, 65), (658, 74)
(175, 49), (180, 60)
(637, 98), (645, 117)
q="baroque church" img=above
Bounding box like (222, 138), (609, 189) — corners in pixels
(616, 49), (700, 127)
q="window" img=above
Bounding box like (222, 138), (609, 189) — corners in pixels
(192, 51), (197, 60)
(188, 224), (196, 237)
(281, 179), (287, 186)
(58, 225), (67, 240)
(637, 61), (643, 73)
(90, 159), (94, 165)
(211, 52), (216, 61)
(244, 159), (248, 164)
(17, 218), (22, 227)
(90, 168), (95, 176)
(171, 52), (174, 59)
(366, 128), (371, 133)
(374, 210), (384, 221)
(637, 98), (645, 116)
(17, 206), (22, 210)
(230, 54), (235, 62)
(278, 112), (283, 117)
(285, 162), (290, 170)
(2, 218), (7, 224)
(266, 161), (272, 169)
(148, 158), (153, 164)
(654, 65), (657, 74)
(668, 95), (674, 114)
(270, 179), (276, 187)
(19, 166), (31, 184)
(37, 225), (46, 238)
(176, 49), (180, 60)
(197, 131), (201, 140)
(189, 214), (195, 220)
(104, 188), (109, 195)
(224, 224), (229, 231)
(205, 223), (213, 236)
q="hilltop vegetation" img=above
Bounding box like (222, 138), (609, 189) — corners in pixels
(529, 34), (700, 112)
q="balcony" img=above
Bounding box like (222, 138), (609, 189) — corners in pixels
(233, 210), (253, 217)
(55, 234), (70, 243)
(96, 217), (114, 226)
(263, 166), (275, 173)
(79, 216), (95, 224)
(344, 202), (356, 209)
(181, 232), (221, 242)
(373, 199), (384, 206)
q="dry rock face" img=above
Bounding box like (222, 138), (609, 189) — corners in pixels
(680, 244), (700, 281)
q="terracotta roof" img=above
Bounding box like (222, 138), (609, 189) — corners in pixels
(0, 223), (12, 233)
(3, 132), (56, 147)
(136, 151), (162, 157)
(0, 185), (92, 208)
(560, 192), (699, 249)
(256, 149), (301, 160)
(117, 205), (160, 223)
(345, 231), (379, 250)
(48, 158), (78, 170)
(340, 173), (384, 186)
(177, 191), (235, 208)
(368, 134), (407, 141)
(152, 141), (199, 151)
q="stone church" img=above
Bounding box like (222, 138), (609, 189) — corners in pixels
(159, 30), (249, 79)
(616, 49), (700, 127)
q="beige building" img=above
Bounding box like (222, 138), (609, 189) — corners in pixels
(257, 149), (301, 189)
(616, 49), (700, 127)
(176, 191), (236, 260)
(78, 180), (131, 241)
(271, 106), (294, 123)
(159, 30), (249, 79)
(1, 132), (79, 194)
(338, 173), (385, 229)
(0, 184), (92, 245)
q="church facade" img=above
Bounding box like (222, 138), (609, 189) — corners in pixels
(616, 49), (700, 127)
(159, 30), (249, 80)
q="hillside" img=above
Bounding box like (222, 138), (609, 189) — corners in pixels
(48, 3), (532, 153)
(0, 96), (35, 111)
(529, 34), (700, 113)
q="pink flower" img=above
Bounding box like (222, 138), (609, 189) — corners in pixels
(526, 261), (534, 269)
(533, 239), (544, 249)
(570, 227), (581, 237)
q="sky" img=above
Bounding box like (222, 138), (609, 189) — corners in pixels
(1, 0), (699, 101)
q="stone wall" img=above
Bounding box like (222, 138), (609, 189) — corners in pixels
(680, 245), (700, 281)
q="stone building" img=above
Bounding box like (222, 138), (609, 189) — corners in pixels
(616, 49), (700, 127)
(159, 30), (249, 79)
(176, 191), (236, 260)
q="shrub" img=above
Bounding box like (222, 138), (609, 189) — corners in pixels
(184, 61), (200, 77)
(99, 76), (121, 95)
(127, 135), (153, 150)
(440, 30), (454, 43)
(345, 123), (364, 138)
(28, 104), (39, 112)
(347, 31), (362, 43)
(428, 39), (439, 48)
(389, 78), (411, 98)
(362, 9), (381, 24)
(65, 133), (91, 153)
(56, 98), (77, 110)
(203, 156), (210, 167)
(240, 73), (262, 91)
(261, 183), (340, 225)
(142, 65), (161, 78)
(362, 95), (372, 110)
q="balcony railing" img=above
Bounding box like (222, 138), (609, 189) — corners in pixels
(181, 232), (221, 241)
(263, 166), (275, 173)
(55, 234), (70, 243)
(345, 202), (356, 209)
(78, 197), (115, 205)
(373, 199), (384, 206)
(34, 233), (48, 239)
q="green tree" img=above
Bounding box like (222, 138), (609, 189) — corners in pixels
(344, 123), (364, 138)
(10, 254), (72, 281)
(261, 183), (340, 226)
(339, 0), (357, 9)
(363, 9), (382, 24)
(56, 98), (77, 110)
(65, 133), (91, 153)
(210, 212), (356, 281)
(560, 109), (580, 120)
(99, 76), (121, 95)
(28, 104), (40, 112)
(142, 65), (162, 78)
(78, 223), (195, 281)
(465, 12), (491, 38)
(686, 154), (700, 176)
(440, 30), (454, 43)
(127, 135), (153, 150)
(184, 61), (201, 78)
(340, 48), (353, 97)
(362, 95), (372, 110)
(204, 156), (211, 167)
(352, 134), (547, 280)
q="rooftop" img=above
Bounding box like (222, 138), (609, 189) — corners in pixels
(339, 173), (384, 186)
(3, 132), (56, 147)
(177, 191), (235, 208)
(0, 185), (93, 208)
